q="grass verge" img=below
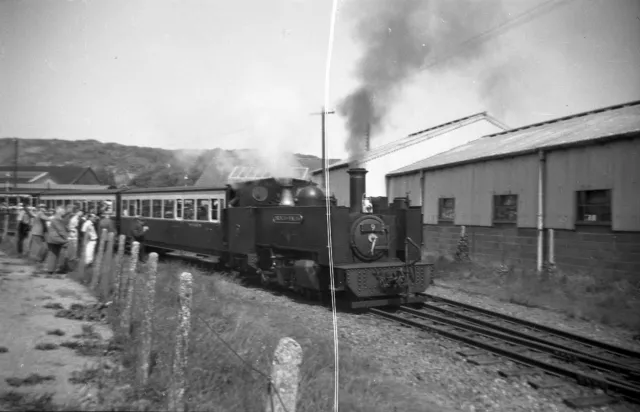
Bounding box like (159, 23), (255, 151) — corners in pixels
(81, 260), (445, 412)
(432, 257), (640, 333)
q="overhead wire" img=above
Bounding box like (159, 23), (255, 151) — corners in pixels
(420, 0), (575, 71)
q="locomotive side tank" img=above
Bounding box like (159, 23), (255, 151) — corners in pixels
(224, 167), (432, 309)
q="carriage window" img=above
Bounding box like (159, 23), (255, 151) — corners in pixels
(122, 200), (127, 216)
(152, 199), (162, 218)
(141, 200), (151, 217)
(135, 199), (141, 216)
(211, 198), (219, 221)
(127, 200), (135, 217)
(183, 199), (195, 220)
(196, 199), (210, 221)
(104, 200), (113, 214)
(164, 200), (175, 219)
(176, 199), (183, 219)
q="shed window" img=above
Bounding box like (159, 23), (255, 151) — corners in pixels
(493, 194), (518, 223)
(577, 190), (611, 224)
(438, 198), (455, 221)
(152, 200), (162, 218)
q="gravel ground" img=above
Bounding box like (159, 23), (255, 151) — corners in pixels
(430, 279), (640, 353)
(233, 284), (639, 412)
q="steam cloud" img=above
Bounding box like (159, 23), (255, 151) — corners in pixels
(338, 0), (505, 159)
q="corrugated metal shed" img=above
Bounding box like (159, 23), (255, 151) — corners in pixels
(311, 112), (509, 175)
(388, 100), (640, 176)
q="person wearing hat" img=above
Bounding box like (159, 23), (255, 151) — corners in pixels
(29, 203), (51, 265)
(130, 214), (149, 262)
(81, 213), (99, 266)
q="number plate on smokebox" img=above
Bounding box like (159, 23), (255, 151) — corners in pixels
(338, 261), (432, 298)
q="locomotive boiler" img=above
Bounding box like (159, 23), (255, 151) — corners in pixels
(222, 167), (432, 309)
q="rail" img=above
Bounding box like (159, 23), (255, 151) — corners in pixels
(370, 298), (640, 407)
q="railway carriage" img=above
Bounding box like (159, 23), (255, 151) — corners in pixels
(119, 186), (227, 257)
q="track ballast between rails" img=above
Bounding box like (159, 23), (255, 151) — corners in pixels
(370, 293), (640, 408)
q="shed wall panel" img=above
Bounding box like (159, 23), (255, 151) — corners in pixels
(326, 167), (350, 207)
(545, 139), (640, 231)
(387, 172), (422, 205)
(421, 155), (538, 227)
(613, 139), (640, 231)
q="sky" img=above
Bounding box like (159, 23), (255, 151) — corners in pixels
(1, 0), (639, 161)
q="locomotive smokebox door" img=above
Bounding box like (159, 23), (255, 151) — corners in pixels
(350, 215), (388, 262)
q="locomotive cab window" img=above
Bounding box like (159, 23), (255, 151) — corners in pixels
(493, 194), (518, 223)
(438, 198), (455, 222)
(576, 189), (611, 224)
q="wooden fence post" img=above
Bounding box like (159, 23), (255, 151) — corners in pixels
(265, 337), (303, 412)
(1, 214), (8, 243)
(137, 252), (158, 387)
(91, 229), (108, 290)
(120, 241), (140, 335)
(77, 231), (89, 282)
(113, 234), (126, 304)
(101, 232), (115, 300)
(168, 272), (193, 412)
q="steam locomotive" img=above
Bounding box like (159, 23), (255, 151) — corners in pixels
(4, 167), (433, 308)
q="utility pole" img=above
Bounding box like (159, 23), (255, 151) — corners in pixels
(13, 138), (18, 190)
(310, 107), (335, 189)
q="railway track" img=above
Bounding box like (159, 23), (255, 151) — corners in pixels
(370, 293), (640, 408)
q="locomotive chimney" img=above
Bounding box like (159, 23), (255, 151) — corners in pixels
(347, 167), (368, 213)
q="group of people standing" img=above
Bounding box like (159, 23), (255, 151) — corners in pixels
(15, 203), (118, 275)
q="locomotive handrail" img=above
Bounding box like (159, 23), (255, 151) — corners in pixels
(404, 237), (422, 267)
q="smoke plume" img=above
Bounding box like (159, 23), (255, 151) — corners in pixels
(339, 0), (505, 159)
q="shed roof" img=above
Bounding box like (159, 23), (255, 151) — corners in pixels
(311, 112), (509, 175)
(387, 100), (640, 177)
(0, 165), (94, 184)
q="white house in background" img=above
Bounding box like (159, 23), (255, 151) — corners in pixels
(310, 112), (509, 207)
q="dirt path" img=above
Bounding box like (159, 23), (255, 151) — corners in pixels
(0, 251), (113, 411)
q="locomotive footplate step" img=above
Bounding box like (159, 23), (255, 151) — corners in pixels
(467, 356), (503, 366)
(563, 395), (619, 409)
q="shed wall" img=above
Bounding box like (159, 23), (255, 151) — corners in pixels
(545, 138), (640, 231)
(420, 155), (539, 227)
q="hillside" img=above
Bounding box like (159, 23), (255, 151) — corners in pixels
(0, 138), (340, 187)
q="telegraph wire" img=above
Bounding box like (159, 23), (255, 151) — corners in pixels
(419, 0), (575, 71)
